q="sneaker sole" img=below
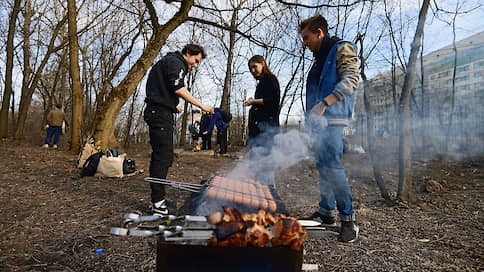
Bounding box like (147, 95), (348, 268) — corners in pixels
(308, 217), (337, 227)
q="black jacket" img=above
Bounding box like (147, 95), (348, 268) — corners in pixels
(145, 52), (188, 112)
(248, 73), (280, 137)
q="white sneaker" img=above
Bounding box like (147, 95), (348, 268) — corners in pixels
(53, 144), (58, 149)
(42, 144), (49, 148)
(151, 200), (169, 216)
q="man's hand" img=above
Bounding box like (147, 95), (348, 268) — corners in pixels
(310, 101), (326, 116)
(243, 97), (254, 106)
(176, 105), (182, 113)
(201, 104), (214, 114)
(202, 131), (208, 135)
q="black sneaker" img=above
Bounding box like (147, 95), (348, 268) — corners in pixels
(151, 199), (169, 216)
(339, 221), (359, 243)
(304, 211), (336, 226)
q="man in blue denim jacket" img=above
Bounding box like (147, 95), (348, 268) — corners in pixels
(300, 14), (360, 242)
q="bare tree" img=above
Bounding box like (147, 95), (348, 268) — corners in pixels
(13, 0), (68, 139)
(67, 0), (83, 152)
(0, 0), (21, 138)
(90, 0), (194, 149)
(397, 0), (430, 204)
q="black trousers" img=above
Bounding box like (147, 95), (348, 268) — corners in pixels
(218, 129), (228, 154)
(201, 133), (212, 150)
(144, 105), (174, 203)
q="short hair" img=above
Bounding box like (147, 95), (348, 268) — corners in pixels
(182, 44), (206, 59)
(248, 55), (275, 78)
(299, 14), (328, 35)
(55, 104), (62, 109)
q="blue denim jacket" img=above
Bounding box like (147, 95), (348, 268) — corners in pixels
(306, 40), (359, 126)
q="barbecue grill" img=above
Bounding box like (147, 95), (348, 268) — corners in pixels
(143, 176), (303, 271)
(156, 242), (303, 272)
(145, 175), (288, 215)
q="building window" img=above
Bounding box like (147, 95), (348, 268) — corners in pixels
(456, 75), (470, 82)
(475, 72), (483, 78)
(475, 82), (483, 89)
(438, 71), (451, 78)
(456, 85), (470, 91)
(456, 65), (469, 73)
(474, 61), (484, 69)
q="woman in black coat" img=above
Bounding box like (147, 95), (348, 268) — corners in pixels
(244, 55), (281, 188)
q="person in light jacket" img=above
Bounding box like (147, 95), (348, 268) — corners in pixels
(42, 104), (69, 149)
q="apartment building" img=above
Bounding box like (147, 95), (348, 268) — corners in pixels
(352, 31), (484, 152)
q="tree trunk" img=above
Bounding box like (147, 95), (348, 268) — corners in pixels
(92, 0), (194, 150)
(14, 0), (33, 139)
(179, 101), (189, 148)
(357, 34), (391, 203)
(420, 33), (427, 152)
(445, 12), (458, 153)
(397, 0), (430, 204)
(0, 0), (21, 138)
(67, 0), (83, 153)
(122, 87), (140, 147)
(220, 8), (238, 112)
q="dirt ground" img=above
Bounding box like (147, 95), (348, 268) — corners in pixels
(0, 138), (482, 271)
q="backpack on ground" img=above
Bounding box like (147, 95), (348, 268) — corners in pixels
(77, 138), (101, 168)
(79, 151), (103, 178)
(123, 159), (137, 175)
(219, 109), (232, 123)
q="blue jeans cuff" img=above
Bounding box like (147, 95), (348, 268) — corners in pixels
(340, 213), (356, 222)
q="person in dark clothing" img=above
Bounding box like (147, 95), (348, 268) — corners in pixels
(244, 55), (280, 188)
(199, 112), (212, 150)
(144, 44), (214, 216)
(201, 108), (229, 154)
(299, 14), (360, 243)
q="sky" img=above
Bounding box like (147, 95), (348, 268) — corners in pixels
(1, 0), (484, 125)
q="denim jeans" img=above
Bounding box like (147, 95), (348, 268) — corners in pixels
(248, 122), (279, 188)
(310, 120), (354, 220)
(45, 126), (62, 145)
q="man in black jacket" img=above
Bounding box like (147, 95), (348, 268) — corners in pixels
(144, 44), (214, 216)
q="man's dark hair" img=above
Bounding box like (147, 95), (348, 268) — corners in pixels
(299, 14), (328, 35)
(55, 104), (62, 109)
(182, 44), (206, 59)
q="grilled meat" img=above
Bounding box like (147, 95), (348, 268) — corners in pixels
(207, 207), (305, 251)
(271, 214), (306, 251)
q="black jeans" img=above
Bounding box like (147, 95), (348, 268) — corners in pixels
(201, 133), (212, 150)
(144, 105), (174, 203)
(218, 129), (228, 154)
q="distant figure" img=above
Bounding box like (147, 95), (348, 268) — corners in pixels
(144, 43), (214, 216)
(42, 104), (69, 149)
(244, 55), (280, 188)
(199, 112), (212, 150)
(202, 108), (230, 154)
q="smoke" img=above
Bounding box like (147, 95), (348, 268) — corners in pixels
(361, 105), (484, 159)
(227, 117), (328, 183)
(193, 118), (327, 215)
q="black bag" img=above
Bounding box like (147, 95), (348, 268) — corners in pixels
(219, 109), (232, 123)
(123, 159), (137, 174)
(79, 151), (103, 178)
